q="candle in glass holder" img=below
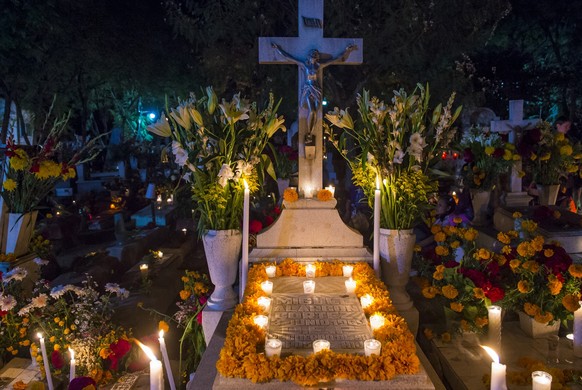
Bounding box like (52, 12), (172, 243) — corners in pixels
(303, 280), (315, 294)
(360, 294), (373, 309)
(253, 315), (269, 329)
(364, 339), (382, 356)
(532, 371), (552, 390)
(265, 265), (277, 278)
(305, 264), (316, 278)
(265, 338), (282, 358)
(139, 263), (149, 277)
(345, 278), (356, 294)
(325, 185), (335, 196)
(370, 314), (385, 331)
(342, 265), (353, 278)
(257, 296), (271, 312)
(313, 339), (330, 353)
(261, 281), (273, 295)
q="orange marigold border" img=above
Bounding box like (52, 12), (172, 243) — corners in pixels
(216, 259), (421, 386)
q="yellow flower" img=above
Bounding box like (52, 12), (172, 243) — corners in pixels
(496, 232), (511, 244)
(181, 276), (189, 283)
(53, 344), (60, 351)
(3, 178), (16, 191)
(524, 302), (540, 316)
(430, 225), (442, 234)
(473, 288), (485, 299)
(423, 328), (434, 340)
(54, 317), (60, 323)
(555, 132), (565, 141)
(63, 328), (70, 335)
(441, 285), (459, 300)
(502, 246), (512, 255)
(58, 321), (64, 327)
(476, 248), (491, 260)
(560, 144), (573, 156)
(433, 231), (446, 242)
(450, 240), (460, 249)
(159, 320), (170, 333)
(475, 317), (488, 328)
(283, 188), (298, 202)
(450, 302), (463, 312)
(517, 280), (531, 293)
(421, 286), (439, 299)
(485, 146), (495, 155)
(569, 264), (582, 278)
(562, 294), (581, 312)
(512, 212), (523, 218)
(522, 260), (540, 273)
(179, 290), (191, 300)
(540, 152), (551, 161)
(534, 311), (553, 324)
(463, 229), (478, 241)
(49, 336), (56, 343)
(435, 245), (449, 256)
(547, 275), (562, 295)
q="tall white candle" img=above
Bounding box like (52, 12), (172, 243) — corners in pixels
(240, 180), (250, 301)
(487, 305), (502, 353)
(158, 330), (176, 390)
(69, 348), (76, 383)
(482, 346), (507, 390)
(531, 371), (552, 390)
(138, 343), (164, 390)
(574, 301), (582, 358)
(37, 333), (54, 390)
(373, 177), (381, 277)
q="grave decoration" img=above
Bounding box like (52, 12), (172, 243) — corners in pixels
(216, 259), (420, 386)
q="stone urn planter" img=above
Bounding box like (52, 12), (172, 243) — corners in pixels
(518, 311), (560, 338)
(379, 228), (416, 311)
(470, 189), (491, 226)
(202, 229), (242, 311)
(537, 184), (560, 206)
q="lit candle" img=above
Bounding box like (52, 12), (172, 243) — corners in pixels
(364, 339), (382, 356)
(69, 348), (75, 383)
(574, 301), (582, 358)
(166, 197), (173, 205)
(487, 305), (502, 353)
(181, 228), (187, 236)
(531, 371), (552, 390)
(325, 185), (335, 196)
(313, 339), (330, 353)
(304, 186), (313, 199)
(253, 315), (269, 329)
(481, 346), (507, 390)
(261, 280), (273, 295)
(265, 265), (277, 278)
(303, 280), (315, 294)
(138, 344), (163, 390)
(342, 265), (353, 278)
(140, 263), (149, 277)
(37, 333), (54, 390)
(373, 177), (381, 277)
(158, 330), (176, 390)
(241, 180), (250, 300)
(360, 294), (373, 309)
(156, 195), (162, 204)
(265, 338), (282, 358)
(305, 264), (316, 278)
(370, 314), (385, 331)
(257, 296), (271, 312)
(345, 278), (356, 294)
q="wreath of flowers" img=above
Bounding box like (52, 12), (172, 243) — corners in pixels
(216, 259), (420, 386)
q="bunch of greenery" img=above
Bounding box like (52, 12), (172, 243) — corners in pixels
(148, 87), (285, 235)
(325, 84), (461, 229)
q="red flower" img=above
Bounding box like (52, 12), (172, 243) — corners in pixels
(30, 163), (40, 173)
(249, 220), (263, 234)
(484, 285), (505, 303)
(264, 215), (274, 227)
(273, 206), (281, 215)
(108, 338), (132, 370)
(197, 296), (208, 324)
(460, 269), (486, 287)
(68, 377), (97, 390)
(51, 350), (65, 370)
(463, 148), (474, 163)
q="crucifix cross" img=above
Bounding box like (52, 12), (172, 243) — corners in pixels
(258, 0), (363, 193)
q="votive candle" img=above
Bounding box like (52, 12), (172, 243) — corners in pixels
(574, 301), (582, 357)
(360, 294), (373, 309)
(140, 263), (149, 277)
(257, 296), (272, 313)
(532, 371), (552, 390)
(37, 333), (54, 390)
(370, 314), (385, 331)
(303, 280), (315, 294)
(265, 338), (282, 358)
(364, 339), (382, 356)
(313, 339), (330, 353)
(304, 186), (313, 199)
(325, 185), (335, 196)
(265, 265), (277, 278)
(253, 315), (269, 329)
(261, 281), (273, 295)
(68, 348), (75, 383)
(345, 278), (356, 294)
(305, 264), (316, 278)
(482, 346), (507, 390)
(342, 265), (353, 278)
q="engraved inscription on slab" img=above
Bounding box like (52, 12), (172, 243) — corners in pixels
(269, 293), (372, 355)
(302, 16), (322, 28)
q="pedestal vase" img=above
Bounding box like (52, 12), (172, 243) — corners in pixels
(202, 229), (242, 310)
(379, 228), (416, 311)
(537, 184), (560, 206)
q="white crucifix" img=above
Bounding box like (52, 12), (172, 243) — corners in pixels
(258, 0), (363, 194)
(490, 100), (540, 206)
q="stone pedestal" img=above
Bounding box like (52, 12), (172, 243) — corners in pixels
(202, 308), (230, 346)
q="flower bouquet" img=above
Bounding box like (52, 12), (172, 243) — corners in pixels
(419, 223), (509, 333)
(325, 84), (462, 229)
(457, 127), (517, 191)
(148, 88), (285, 235)
(498, 216), (582, 326)
(0, 265), (31, 362)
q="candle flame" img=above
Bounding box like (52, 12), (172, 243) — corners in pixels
(159, 330), (164, 338)
(376, 176), (380, 190)
(69, 348), (74, 360)
(136, 340), (158, 361)
(481, 345), (499, 363)
(37, 332), (43, 339)
(243, 179), (248, 190)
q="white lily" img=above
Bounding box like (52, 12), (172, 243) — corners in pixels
(147, 118), (171, 137)
(217, 164), (234, 187)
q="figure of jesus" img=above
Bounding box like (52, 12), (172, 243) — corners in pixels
(272, 43), (358, 140)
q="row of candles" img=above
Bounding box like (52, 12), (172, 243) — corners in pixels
(262, 338), (382, 358)
(36, 330), (176, 390)
(299, 185), (336, 199)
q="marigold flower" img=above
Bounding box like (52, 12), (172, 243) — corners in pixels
(509, 259), (521, 270)
(534, 311), (553, 324)
(517, 280), (531, 293)
(464, 229), (478, 241)
(512, 211), (523, 218)
(433, 231), (446, 242)
(450, 240), (461, 249)
(450, 302), (463, 312)
(430, 225), (442, 234)
(523, 302), (540, 316)
(423, 328), (434, 340)
(473, 287), (485, 299)
(569, 264), (582, 278)
(421, 286), (439, 299)
(547, 275), (562, 295)
(441, 332), (452, 342)
(501, 246), (512, 255)
(543, 249), (554, 257)
(181, 276), (189, 283)
(435, 245), (449, 256)
(283, 188), (298, 202)
(179, 290), (191, 300)
(316, 189), (333, 201)
(496, 232), (511, 244)
(159, 320), (170, 333)
(441, 285), (459, 300)
(522, 261), (540, 273)
(562, 294), (581, 312)
(475, 317), (488, 328)
(477, 248), (491, 260)
(432, 270), (444, 281)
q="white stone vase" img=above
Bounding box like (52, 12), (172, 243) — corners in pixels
(202, 229), (242, 310)
(379, 228), (416, 311)
(1, 211), (38, 258)
(518, 311), (560, 338)
(537, 184), (560, 206)
(276, 178), (290, 199)
(470, 189), (491, 226)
